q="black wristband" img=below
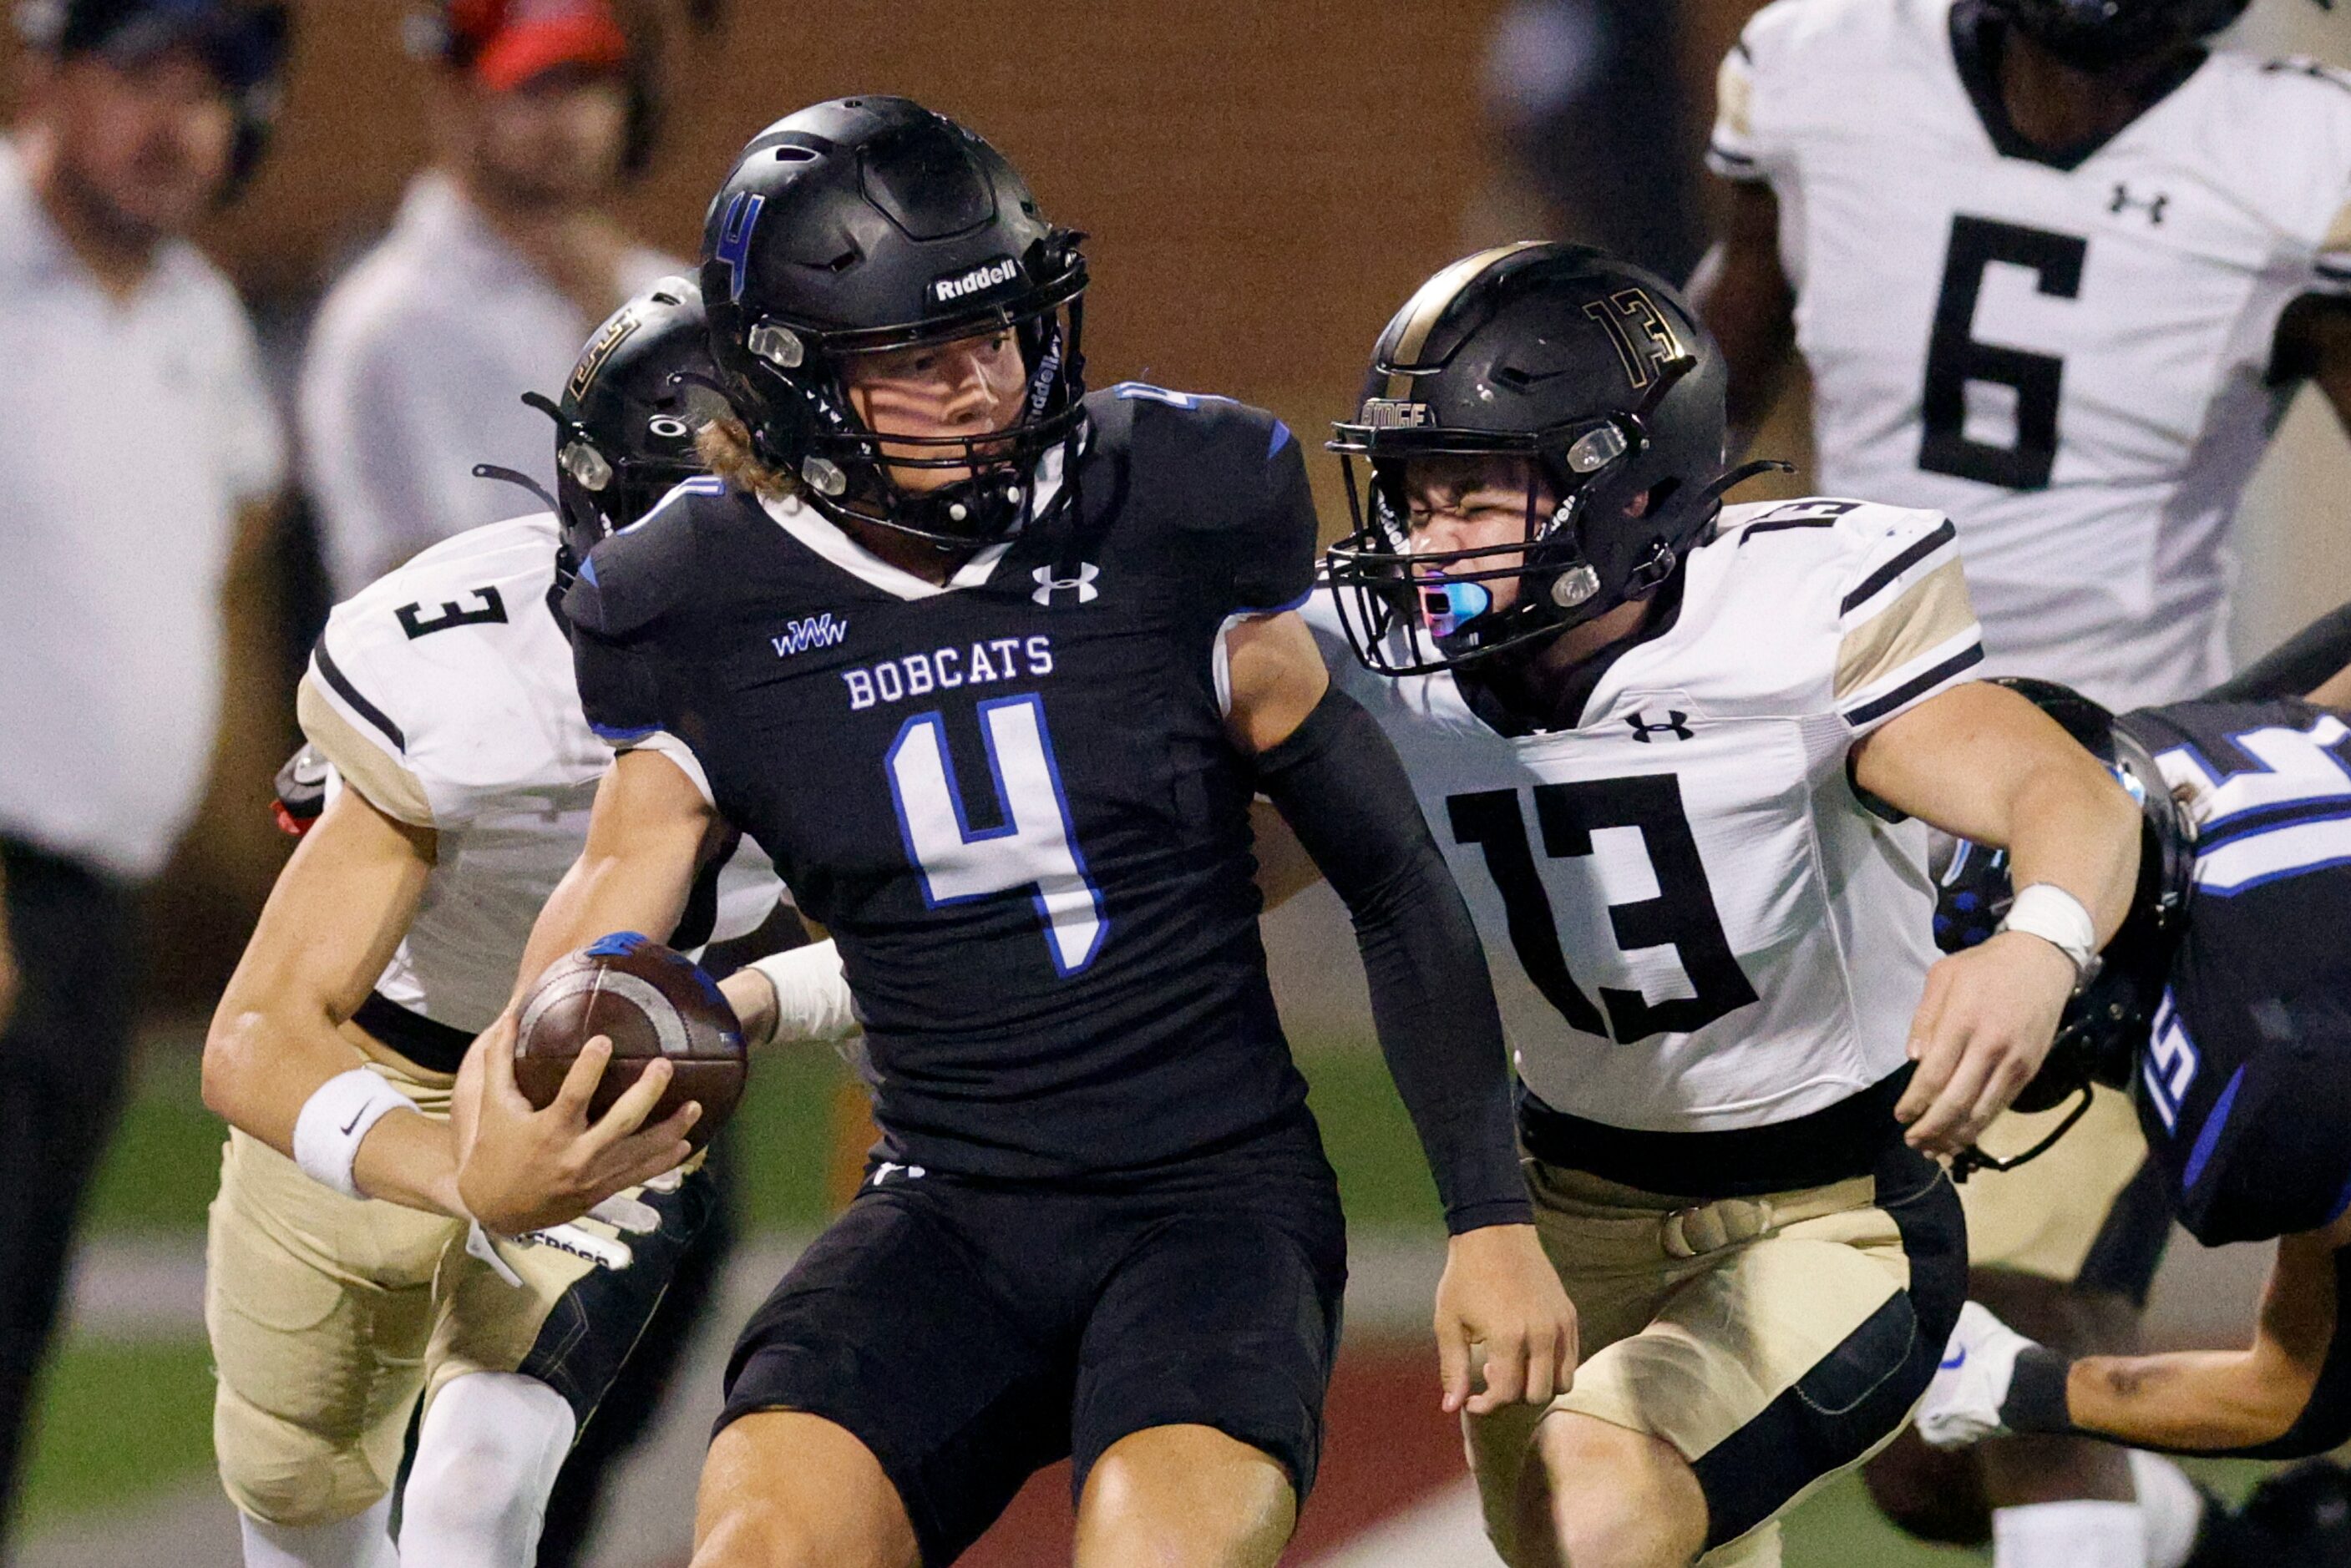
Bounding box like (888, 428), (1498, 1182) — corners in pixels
(2001, 1345), (2080, 1435)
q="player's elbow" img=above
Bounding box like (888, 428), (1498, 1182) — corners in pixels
(200, 1003), (272, 1124)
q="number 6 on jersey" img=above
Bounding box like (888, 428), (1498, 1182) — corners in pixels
(886, 695), (1107, 976)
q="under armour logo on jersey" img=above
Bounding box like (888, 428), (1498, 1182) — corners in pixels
(2109, 184), (2168, 225)
(1032, 562), (1101, 606)
(1626, 711), (1694, 743)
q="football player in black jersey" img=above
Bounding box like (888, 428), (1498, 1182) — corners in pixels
(1912, 641), (2351, 1554)
(465, 99), (1573, 1568)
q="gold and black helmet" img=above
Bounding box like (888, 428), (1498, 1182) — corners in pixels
(1325, 242), (1755, 677)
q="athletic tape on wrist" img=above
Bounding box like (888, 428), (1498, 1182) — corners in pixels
(2001, 1345), (2081, 1436)
(291, 1068), (413, 1200)
(1999, 883), (2098, 978)
(745, 941), (859, 1045)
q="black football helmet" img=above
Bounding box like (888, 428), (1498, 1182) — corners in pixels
(517, 276), (727, 589)
(1981, 0), (2251, 71)
(1936, 679), (2196, 1132)
(1325, 243), (1766, 678)
(697, 96), (1087, 548)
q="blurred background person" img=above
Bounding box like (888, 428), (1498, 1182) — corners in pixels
(298, 0), (675, 598)
(1477, 0), (1707, 280)
(0, 0), (289, 1546)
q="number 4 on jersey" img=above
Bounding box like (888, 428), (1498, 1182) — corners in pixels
(886, 695), (1107, 976)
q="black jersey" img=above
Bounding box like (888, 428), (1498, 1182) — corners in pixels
(568, 386), (1320, 1181)
(2120, 697), (2351, 1245)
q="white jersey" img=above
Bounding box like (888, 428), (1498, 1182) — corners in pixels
(1712, 0), (2351, 710)
(296, 513), (783, 1034)
(1309, 498), (1983, 1133)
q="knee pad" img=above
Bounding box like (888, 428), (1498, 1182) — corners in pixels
(215, 1379), (400, 1530)
(398, 1372), (576, 1566)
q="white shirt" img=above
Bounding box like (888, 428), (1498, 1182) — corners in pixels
(1310, 498), (1983, 1131)
(299, 172), (677, 598)
(297, 513), (783, 1031)
(0, 139), (284, 881)
(1712, 0), (2351, 710)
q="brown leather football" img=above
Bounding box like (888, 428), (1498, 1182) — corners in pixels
(513, 933), (746, 1151)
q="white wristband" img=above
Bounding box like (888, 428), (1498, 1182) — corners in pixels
(746, 940), (861, 1046)
(292, 1068), (413, 1199)
(1997, 883), (2098, 981)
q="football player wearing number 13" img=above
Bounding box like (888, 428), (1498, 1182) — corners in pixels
(1690, 3), (2351, 1562)
(479, 98), (1572, 1568)
(1290, 243), (2141, 1567)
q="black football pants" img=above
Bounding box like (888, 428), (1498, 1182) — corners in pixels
(0, 838), (139, 1548)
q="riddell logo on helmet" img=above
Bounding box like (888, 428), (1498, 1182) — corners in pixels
(930, 258), (1021, 306)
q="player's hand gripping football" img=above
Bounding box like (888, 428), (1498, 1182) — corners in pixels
(1436, 1222), (1579, 1416)
(1895, 929), (2077, 1156)
(452, 1014), (700, 1236)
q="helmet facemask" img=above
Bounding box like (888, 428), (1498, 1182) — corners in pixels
(732, 235), (1089, 550)
(1325, 357), (1695, 678)
(529, 371), (732, 589)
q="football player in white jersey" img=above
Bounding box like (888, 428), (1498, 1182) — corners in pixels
(1689, 3), (2351, 1562)
(199, 278), (780, 1568)
(1274, 243), (2143, 1567)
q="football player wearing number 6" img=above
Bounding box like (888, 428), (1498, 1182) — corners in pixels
(1689, 4), (2351, 1562)
(485, 98), (1571, 1568)
(1292, 242), (2140, 1567)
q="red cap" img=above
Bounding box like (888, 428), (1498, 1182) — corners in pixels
(445, 0), (628, 92)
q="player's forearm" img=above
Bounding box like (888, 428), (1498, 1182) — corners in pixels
(1687, 185), (1798, 450)
(2048, 1348), (2316, 1453)
(1862, 684), (2139, 944)
(1998, 754), (2141, 947)
(1253, 685), (1531, 1234)
(201, 1002), (463, 1216)
(509, 848), (695, 1011)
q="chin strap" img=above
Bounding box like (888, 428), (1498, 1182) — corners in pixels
(472, 463), (560, 515)
(1948, 1083), (2096, 1182)
(1690, 458), (1797, 516)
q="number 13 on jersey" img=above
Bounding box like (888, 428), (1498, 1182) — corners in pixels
(885, 694), (1108, 976)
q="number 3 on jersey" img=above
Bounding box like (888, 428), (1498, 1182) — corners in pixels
(1449, 776), (1758, 1043)
(886, 695), (1107, 976)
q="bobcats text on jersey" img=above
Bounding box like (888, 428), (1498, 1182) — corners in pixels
(567, 388), (1323, 1182)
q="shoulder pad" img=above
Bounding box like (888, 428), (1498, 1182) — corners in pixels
(1097, 384), (1300, 529)
(566, 480), (725, 637)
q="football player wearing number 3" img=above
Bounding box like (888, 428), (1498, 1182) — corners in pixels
(1690, 3), (2351, 1563)
(198, 279), (780, 1568)
(1283, 243), (2139, 1567)
(485, 98), (1571, 1568)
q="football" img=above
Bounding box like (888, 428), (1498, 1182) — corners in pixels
(512, 933), (747, 1151)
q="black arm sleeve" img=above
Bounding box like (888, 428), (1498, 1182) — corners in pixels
(1252, 685), (1533, 1234)
(2202, 601), (2351, 704)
